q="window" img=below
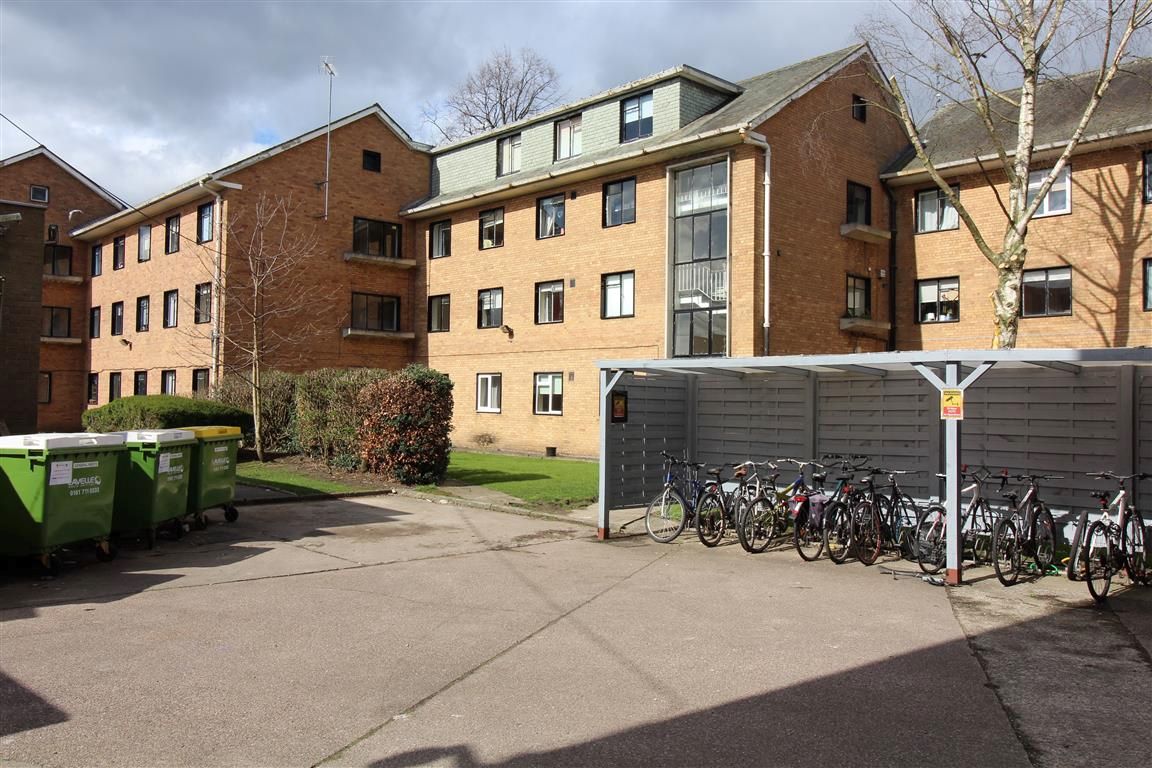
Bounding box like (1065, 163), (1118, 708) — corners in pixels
(846, 182), (872, 225)
(113, 236), (125, 270)
(604, 178), (637, 227)
(42, 306), (71, 338)
(916, 186), (959, 233)
(916, 277), (960, 323)
(428, 294), (450, 332)
(197, 202), (214, 242)
(477, 288), (503, 328)
(87, 373), (99, 404)
(109, 372), (122, 401)
(1144, 151), (1151, 204)
(133, 371), (148, 397)
(672, 160), (728, 357)
(537, 195), (565, 239)
(91, 244), (103, 276)
(165, 215), (181, 253)
(192, 368), (210, 394)
(363, 149), (382, 172)
(846, 275), (871, 319)
(534, 372), (563, 415)
(138, 225), (151, 262)
(1027, 166), (1071, 216)
(43, 245), (72, 276)
(161, 370), (177, 395)
(1145, 259), (1152, 311)
(89, 306), (101, 339)
(497, 134), (522, 176)
(479, 208), (504, 249)
(621, 92), (653, 142)
(535, 281), (564, 324)
(136, 295), (150, 332)
(555, 116), (582, 160)
(111, 301), (124, 335)
(352, 217), (402, 258)
(430, 220), (451, 258)
(1022, 267), (1072, 317)
(47, 224), (58, 242)
(194, 283), (211, 324)
(163, 289), (179, 328)
(350, 292), (400, 332)
(30, 185), (49, 203)
(601, 271), (635, 319)
(477, 373), (502, 413)
(852, 94), (867, 122)
(38, 372), (51, 404)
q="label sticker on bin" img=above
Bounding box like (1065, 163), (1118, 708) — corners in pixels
(49, 461), (74, 486)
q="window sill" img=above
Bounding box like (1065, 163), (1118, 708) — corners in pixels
(839, 223), (891, 244)
(41, 336), (83, 345)
(341, 328), (416, 340)
(43, 274), (84, 285)
(839, 317), (890, 340)
(343, 252), (416, 269)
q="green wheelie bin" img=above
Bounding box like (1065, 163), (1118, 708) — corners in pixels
(0, 432), (125, 574)
(112, 429), (196, 548)
(183, 426), (242, 528)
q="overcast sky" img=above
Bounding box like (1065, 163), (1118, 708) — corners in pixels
(0, 0), (878, 204)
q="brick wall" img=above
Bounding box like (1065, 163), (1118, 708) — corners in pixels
(0, 202), (45, 434)
(893, 144), (1152, 349)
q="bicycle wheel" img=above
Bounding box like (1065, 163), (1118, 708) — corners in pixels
(855, 500), (883, 566)
(1066, 510), (1089, 581)
(1120, 509), (1148, 585)
(794, 502), (824, 561)
(992, 517), (1022, 587)
(1083, 520), (1112, 602)
(695, 492), (726, 547)
(644, 488), (688, 543)
(894, 495), (921, 560)
(915, 504), (947, 575)
(737, 495), (774, 554)
(1031, 505), (1056, 571)
(824, 501), (853, 564)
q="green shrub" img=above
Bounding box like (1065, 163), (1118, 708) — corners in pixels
(214, 371), (299, 453)
(81, 395), (253, 434)
(296, 368), (392, 468)
(358, 365), (454, 485)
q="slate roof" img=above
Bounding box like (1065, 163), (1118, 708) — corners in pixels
(886, 58), (1152, 176)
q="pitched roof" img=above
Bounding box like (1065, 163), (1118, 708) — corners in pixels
(404, 45), (870, 215)
(0, 146), (126, 210)
(886, 57), (1152, 177)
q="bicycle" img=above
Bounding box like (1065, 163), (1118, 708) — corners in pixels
(991, 473), (1060, 586)
(915, 466), (999, 575)
(643, 452), (711, 543)
(849, 468), (923, 566)
(1068, 471), (1149, 602)
(736, 463), (788, 554)
(696, 460), (766, 547)
(809, 455), (870, 563)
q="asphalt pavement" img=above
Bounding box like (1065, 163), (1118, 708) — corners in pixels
(1, 493), (1148, 768)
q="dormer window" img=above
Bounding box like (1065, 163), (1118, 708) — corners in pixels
(621, 92), (653, 142)
(497, 134), (522, 176)
(555, 116), (582, 160)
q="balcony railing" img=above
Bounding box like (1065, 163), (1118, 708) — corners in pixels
(675, 261), (727, 308)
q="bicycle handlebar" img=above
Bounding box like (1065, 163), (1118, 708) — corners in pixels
(1086, 471), (1151, 482)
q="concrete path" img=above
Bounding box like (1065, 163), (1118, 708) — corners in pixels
(1, 495), (1148, 767)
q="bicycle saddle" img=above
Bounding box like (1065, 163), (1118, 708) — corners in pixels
(706, 467), (724, 477)
(811, 472), (827, 484)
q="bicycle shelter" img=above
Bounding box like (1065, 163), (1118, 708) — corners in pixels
(596, 348), (1152, 585)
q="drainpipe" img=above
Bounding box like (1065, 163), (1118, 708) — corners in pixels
(883, 181), (897, 351)
(741, 128), (772, 356)
(199, 177), (243, 387)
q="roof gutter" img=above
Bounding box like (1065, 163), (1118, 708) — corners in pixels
(740, 127), (772, 356)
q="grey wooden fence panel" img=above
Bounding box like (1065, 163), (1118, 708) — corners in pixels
(605, 375), (689, 508)
(694, 376), (810, 466)
(1138, 368), (1152, 511)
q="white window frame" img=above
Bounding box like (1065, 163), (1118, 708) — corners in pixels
(555, 116), (582, 160)
(30, 185), (49, 203)
(430, 220), (451, 258)
(621, 92), (653, 142)
(497, 134), (522, 176)
(602, 271), (635, 319)
(915, 186), (959, 233)
(163, 289), (179, 328)
(161, 369), (177, 395)
(537, 194), (565, 239)
(476, 373), (502, 413)
(534, 372), (563, 416)
(478, 288), (503, 328)
(1028, 166), (1071, 217)
(535, 281), (564, 324)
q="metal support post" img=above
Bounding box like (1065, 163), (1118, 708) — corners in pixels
(598, 369), (625, 540)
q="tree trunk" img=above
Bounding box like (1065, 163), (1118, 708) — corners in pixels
(991, 259), (1024, 349)
(251, 358), (264, 462)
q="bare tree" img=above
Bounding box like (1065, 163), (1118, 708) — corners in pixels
(863, 0), (1151, 348)
(422, 47), (563, 142)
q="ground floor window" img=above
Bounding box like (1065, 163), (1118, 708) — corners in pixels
(87, 373), (99, 404)
(534, 372), (563, 415)
(1021, 267), (1072, 317)
(109, 372), (122, 401)
(1143, 258), (1151, 311)
(192, 368), (210, 394)
(846, 275), (872, 319)
(477, 373), (502, 413)
(134, 371), (148, 396)
(916, 277), (960, 323)
(351, 292), (400, 332)
(162, 370), (177, 395)
(38, 372), (51, 404)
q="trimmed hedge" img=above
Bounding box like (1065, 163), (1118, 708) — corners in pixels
(214, 371), (299, 453)
(358, 365), (454, 485)
(81, 395), (253, 434)
(296, 368), (392, 469)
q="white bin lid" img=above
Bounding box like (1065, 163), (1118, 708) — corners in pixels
(0, 432), (126, 450)
(122, 429), (196, 444)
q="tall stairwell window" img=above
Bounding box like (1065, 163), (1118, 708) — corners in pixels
(671, 159), (728, 357)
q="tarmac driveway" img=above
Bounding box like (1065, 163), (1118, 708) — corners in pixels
(1, 494), (1148, 767)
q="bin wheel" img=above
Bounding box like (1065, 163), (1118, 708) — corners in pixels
(144, 528), (157, 550)
(192, 513), (207, 531)
(224, 505), (239, 523)
(40, 553), (60, 578)
(95, 539), (117, 563)
(171, 519), (185, 540)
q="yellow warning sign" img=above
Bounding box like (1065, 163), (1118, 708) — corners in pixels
(941, 389), (964, 420)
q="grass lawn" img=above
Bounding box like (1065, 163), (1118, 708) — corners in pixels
(444, 451), (598, 507)
(236, 460), (367, 496)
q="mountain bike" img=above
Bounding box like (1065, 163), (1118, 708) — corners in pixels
(644, 452), (711, 543)
(915, 466), (998, 574)
(991, 473), (1059, 586)
(696, 460), (767, 547)
(1068, 471), (1149, 602)
(847, 468), (922, 566)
